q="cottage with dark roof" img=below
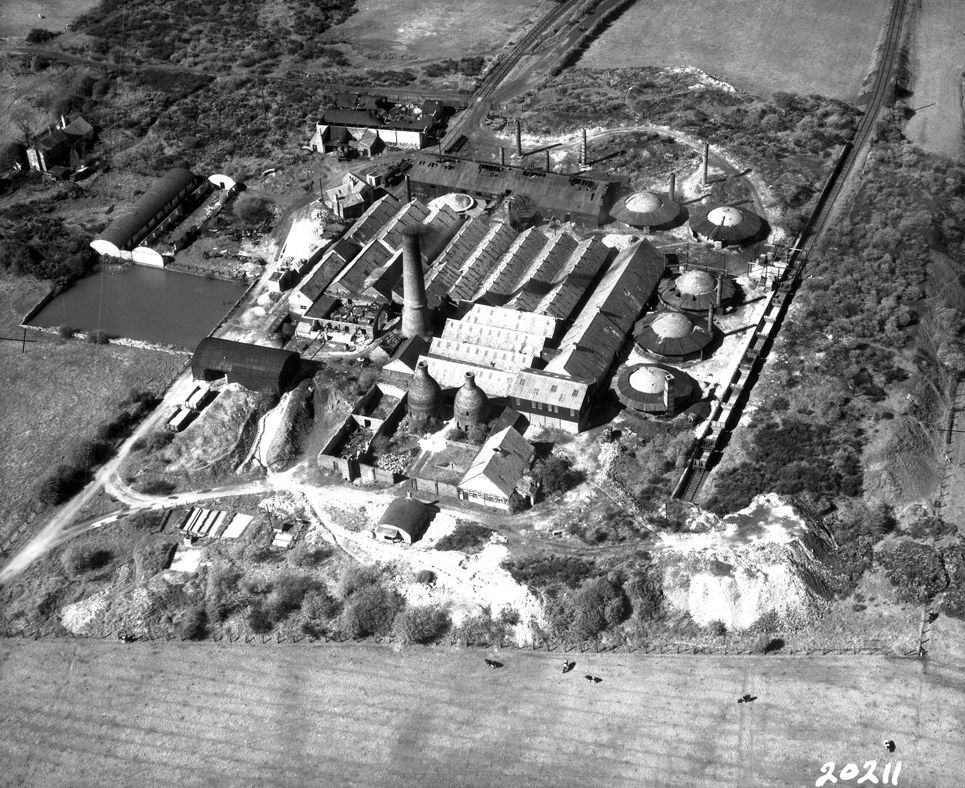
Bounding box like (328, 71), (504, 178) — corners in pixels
(458, 426), (535, 511)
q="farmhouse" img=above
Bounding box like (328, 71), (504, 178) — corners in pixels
(309, 99), (445, 155)
(376, 494), (430, 543)
(90, 167), (211, 266)
(457, 426), (535, 511)
(407, 154), (619, 226)
(26, 115), (95, 173)
(191, 338), (301, 394)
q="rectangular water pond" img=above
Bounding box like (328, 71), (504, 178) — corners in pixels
(27, 266), (248, 350)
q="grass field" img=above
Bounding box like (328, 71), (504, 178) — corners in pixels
(0, 637), (961, 786)
(0, 273), (186, 543)
(324, 0), (548, 66)
(905, 0), (964, 156)
(579, 0), (891, 99)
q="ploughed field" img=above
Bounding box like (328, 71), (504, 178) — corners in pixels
(579, 0), (892, 100)
(0, 638), (960, 786)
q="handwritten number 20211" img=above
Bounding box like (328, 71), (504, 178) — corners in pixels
(816, 761), (902, 786)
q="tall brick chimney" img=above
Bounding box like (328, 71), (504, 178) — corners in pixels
(401, 226), (431, 340)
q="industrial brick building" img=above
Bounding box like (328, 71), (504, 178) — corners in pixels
(407, 154), (619, 226)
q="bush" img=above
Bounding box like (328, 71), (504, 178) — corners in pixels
(302, 587), (341, 627)
(434, 522), (493, 553)
(61, 545), (112, 576)
(180, 605), (208, 640)
(206, 563), (243, 622)
(878, 541), (948, 603)
(504, 555), (595, 590)
(454, 606), (519, 645)
(37, 463), (87, 505)
(138, 478), (176, 495)
(248, 602), (273, 634)
(289, 542), (334, 568)
(26, 28), (57, 44)
(537, 454), (580, 496)
(544, 577), (628, 640)
(56, 324), (74, 339)
(392, 604), (451, 644)
(414, 569), (436, 585)
(342, 585), (403, 639)
(266, 572), (319, 620)
(337, 563), (382, 597)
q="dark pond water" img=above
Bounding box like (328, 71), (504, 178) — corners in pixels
(28, 266), (247, 350)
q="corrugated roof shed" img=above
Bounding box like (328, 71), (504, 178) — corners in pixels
(458, 426), (534, 499)
(297, 238), (361, 302)
(96, 167), (203, 251)
(512, 370), (590, 409)
(422, 356), (518, 396)
(473, 227), (548, 302)
(545, 240), (665, 382)
(409, 155), (616, 224)
(461, 304), (556, 339)
(532, 238), (610, 321)
(192, 338), (301, 394)
(441, 320), (547, 358)
(328, 238), (395, 296)
(503, 233), (579, 312)
(377, 496), (430, 542)
(423, 216), (493, 302)
(347, 194), (401, 244)
(447, 223), (518, 302)
(428, 338), (535, 373)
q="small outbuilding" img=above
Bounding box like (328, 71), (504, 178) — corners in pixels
(689, 204), (765, 247)
(376, 494), (430, 543)
(658, 269), (736, 313)
(635, 311), (714, 361)
(191, 338), (301, 394)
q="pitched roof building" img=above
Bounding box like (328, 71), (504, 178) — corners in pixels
(458, 426), (534, 510)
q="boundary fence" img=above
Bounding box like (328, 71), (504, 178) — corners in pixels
(0, 625), (923, 660)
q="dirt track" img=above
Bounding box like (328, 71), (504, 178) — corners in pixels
(0, 638), (960, 786)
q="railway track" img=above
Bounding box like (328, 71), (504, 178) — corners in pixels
(442, 0), (585, 151)
(676, 0), (909, 503)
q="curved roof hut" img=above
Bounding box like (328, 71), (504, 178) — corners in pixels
(658, 269), (736, 313)
(454, 371), (488, 430)
(613, 363), (696, 416)
(192, 338), (301, 394)
(407, 360), (441, 424)
(376, 494), (430, 543)
(634, 311), (713, 361)
(690, 204), (764, 247)
(608, 190), (681, 230)
(91, 167), (205, 257)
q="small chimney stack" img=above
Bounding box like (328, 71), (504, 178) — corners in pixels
(663, 373), (676, 416)
(404, 174), (412, 203)
(707, 304), (714, 334)
(499, 147), (505, 166)
(401, 226), (431, 340)
(580, 129), (588, 166)
(715, 275), (723, 307)
(515, 118), (522, 157)
(545, 149), (551, 172)
(668, 171), (676, 201)
(702, 141), (710, 186)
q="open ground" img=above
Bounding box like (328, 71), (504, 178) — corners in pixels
(0, 636), (963, 786)
(0, 273), (186, 545)
(0, 0), (98, 38)
(579, 0), (892, 99)
(324, 0), (548, 68)
(904, 0), (964, 156)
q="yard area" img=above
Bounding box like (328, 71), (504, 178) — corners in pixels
(0, 636), (961, 785)
(0, 272), (186, 545)
(579, 0), (891, 99)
